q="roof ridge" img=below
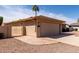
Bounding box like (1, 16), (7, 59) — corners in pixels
(6, 15), (65, 24)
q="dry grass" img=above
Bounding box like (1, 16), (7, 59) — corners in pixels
(0, 38), (79, 53)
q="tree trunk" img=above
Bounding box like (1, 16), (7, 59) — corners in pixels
(35, 11), (37, 32)
(35, 11), (37, 17)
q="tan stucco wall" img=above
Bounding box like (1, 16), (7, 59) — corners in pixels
(3, 20), (36, 38)
(1, 16), (64, 38)
(36, 16), (64, 37)
(26, 25), (36, 36)
(12, 26), (23, 37)
(39, 23), (60, 37)
(59, 24), (63, 34)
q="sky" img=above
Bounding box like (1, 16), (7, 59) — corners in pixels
(0, 5), (79, 24)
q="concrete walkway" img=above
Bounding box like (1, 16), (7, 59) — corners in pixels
(14, 36), (58, 45)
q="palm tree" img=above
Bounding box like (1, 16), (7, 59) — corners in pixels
(32, 5), (39, 33)
(0, 16), (3, 26)
(32, 5), (39, 17)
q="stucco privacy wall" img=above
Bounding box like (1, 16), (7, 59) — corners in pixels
(2, 20), (36, 37)
(26, 25), (36, 36)
(0, 25), (25, 38)
(11, 25), (36, 37)
(0, 25), (14, 38)
(12, 26), (23, 37)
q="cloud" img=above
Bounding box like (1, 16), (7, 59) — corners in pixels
(43, 13), (76, 24)
(38, 11), (76, 24)
(0, 5), (75, 24)
(0, 5), (34, 22)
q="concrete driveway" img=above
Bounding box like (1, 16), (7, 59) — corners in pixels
(14, 32), (79, 47)
(52, 35), (79, 47)
(48, 32), (79, 47)
(14, 36), (58, 45)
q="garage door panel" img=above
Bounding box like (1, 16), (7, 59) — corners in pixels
(40, 23), (59, 36)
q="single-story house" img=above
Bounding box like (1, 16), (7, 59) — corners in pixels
(1, 15), (65, 38)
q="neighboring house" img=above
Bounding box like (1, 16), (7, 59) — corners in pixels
(0, 15), (65, 38)
(70, 23), (79, 31)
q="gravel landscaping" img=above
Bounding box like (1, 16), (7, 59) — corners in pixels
(0, 38), (79, 53)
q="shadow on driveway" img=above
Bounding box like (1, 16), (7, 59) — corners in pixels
(41, 32), (74, 39)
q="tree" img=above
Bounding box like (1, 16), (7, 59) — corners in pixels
(0, 16), (3, 26)
(32, 5), (39, 33)
(32, 5), (39, 16)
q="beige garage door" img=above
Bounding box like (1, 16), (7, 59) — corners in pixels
(12, 26), (23, 37)
(26, 25), (36, 36)
(40, 23), (59, 36)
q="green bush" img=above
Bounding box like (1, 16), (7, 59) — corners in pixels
(0, 16), (3, 26)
